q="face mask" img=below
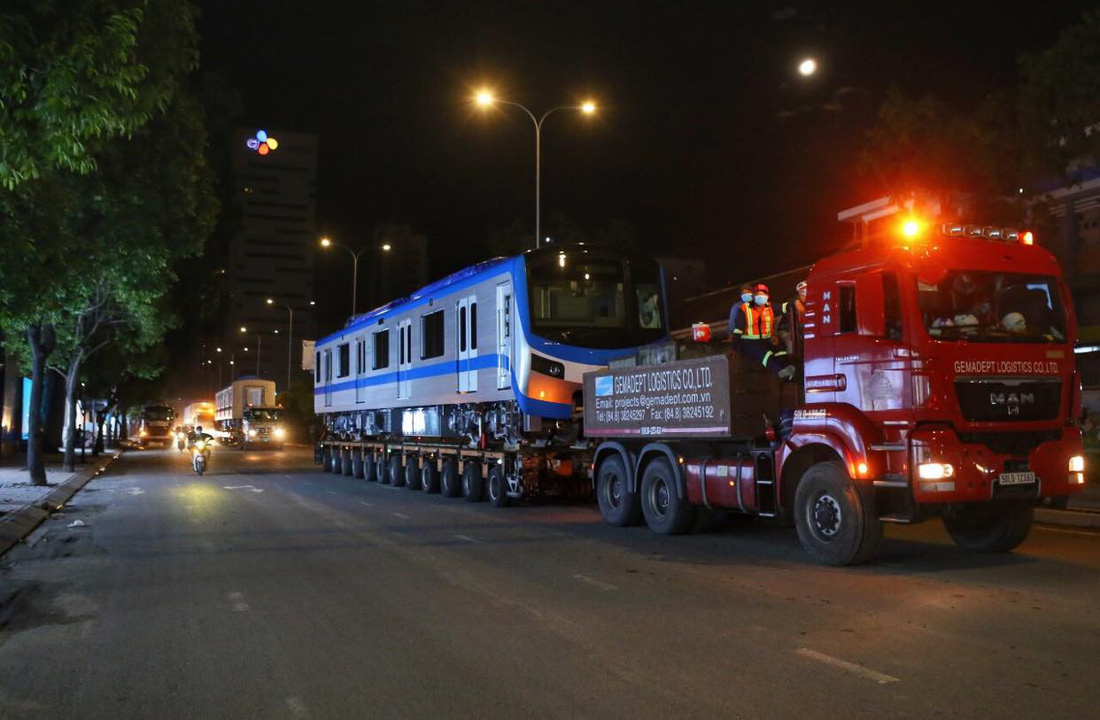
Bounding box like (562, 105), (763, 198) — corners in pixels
(754, 295), (768, 306)
(798, 289), (807, 301)
(741, 293), (753, 303)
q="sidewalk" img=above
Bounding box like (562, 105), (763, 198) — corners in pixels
(0, 453), (78, 518)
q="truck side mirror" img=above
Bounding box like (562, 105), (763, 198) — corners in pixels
(856, 272), (886, 338)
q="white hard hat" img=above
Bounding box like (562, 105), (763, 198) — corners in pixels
(1002, 312), (1026, 333)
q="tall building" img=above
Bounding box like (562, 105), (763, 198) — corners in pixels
(225, 127), (317, 391)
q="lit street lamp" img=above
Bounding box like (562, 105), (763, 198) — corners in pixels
(798, 57), (818, 77)
(320, 237), (391, 316)
(474, 90), (596, 249)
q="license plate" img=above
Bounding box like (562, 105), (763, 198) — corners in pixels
(998, 471), (1036, 486)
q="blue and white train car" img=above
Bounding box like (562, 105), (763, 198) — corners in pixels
(313, 245), (667, 448)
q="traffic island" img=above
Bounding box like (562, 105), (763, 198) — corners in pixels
(0, 450), (123, 556)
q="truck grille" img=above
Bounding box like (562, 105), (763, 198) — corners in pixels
(956, 430), (1061, 456)
(954, 380), (1061, 422)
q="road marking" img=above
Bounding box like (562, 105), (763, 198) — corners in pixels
(573, 574), (618, 591)
(1035, 525), (1100, 537)
(223, 484), (265, 493)
(392, 512), (410, 520)
(126, 487), (144, 496)
(227, 591), (250, 612)
(795, 648), (899, 685)
(454, 534), (482, 544)
(285, 697), (311, 719)
(359, 501), (374, 507)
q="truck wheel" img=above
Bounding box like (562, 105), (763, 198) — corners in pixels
(943, 504), (1033, 553)
(404, 461), (419, 491)
(352, 450), (365, 479)
(640, 458), (693, 535)
(440, 461), (460, 497)
(363, 454), (376, 482)
(462, 463), (484, 502)
(330, 448), (342, 474)
(321, 446), (331, 472)
(596, 455), (642, 526)
(342, 449), (354, 476)
(421, 464), (439, 493)
(488, 466), (509, 508)
(794, 461), (883, 566)
(387, 456), (402, 486)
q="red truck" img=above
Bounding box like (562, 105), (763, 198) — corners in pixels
(586, 222), (1087, 565)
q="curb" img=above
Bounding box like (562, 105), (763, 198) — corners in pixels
(0, 450), (124, 556)
(1035, 506), (1100, 531)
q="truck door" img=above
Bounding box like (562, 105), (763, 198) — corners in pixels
(496, 282), (512, 389)
(397, 320), (412, 400)
(833, 269), (912, 415)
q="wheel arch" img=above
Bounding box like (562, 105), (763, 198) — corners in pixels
(636, 442), (685, 499)
(779, 442), (845, 516)
(594, 442), (636, 492)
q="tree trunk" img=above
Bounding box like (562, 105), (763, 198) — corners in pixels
(61, 355), (84, 473)
(24, 324), (56, 486)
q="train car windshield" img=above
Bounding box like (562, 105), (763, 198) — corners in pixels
(527, 254), (665, 348)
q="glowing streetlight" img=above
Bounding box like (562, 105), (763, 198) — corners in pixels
(320, 237), (387, 315)
(320, 237), (332, 247)
(381, 243), (392, 252)
(474, 91), (599, 249)
(798, 58), (817, 77)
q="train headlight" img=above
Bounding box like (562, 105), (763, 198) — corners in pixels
(531, 353), (565, 379)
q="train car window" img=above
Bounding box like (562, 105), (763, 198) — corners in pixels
(338, 343), (350, 377)
(838, 284), (857, 334)
(460, 306), (468, 352)
(407, 324), (412, 363)
(372, 330), (390, 370)
(470, 302), (478, 350)
(315, 352), (321, 383)
(421, 310), (444, 359)
(399, 327), (405, 364)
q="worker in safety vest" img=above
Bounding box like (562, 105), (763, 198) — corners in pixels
(778, 279), (808, 355)
(729, 283), (796, 380)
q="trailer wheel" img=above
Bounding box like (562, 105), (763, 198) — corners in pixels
(488, 466), (509, 508)
(441, 461), (460, 497)
(321, 446), (331, 473)
(462, 462), (484, 502)
(596, 455), (642, 526)
(342, 448), (354, 476)
(404, 461), (419, 491)
(387, 456), (403, 486)
(794, 461), (882, 566)
(352, 449), (365, 479)
(943, 504), (1033, 553)
(363, 453), (376, 482)
(330, 447), (342, 474)
(421, 464), (439, 493)
(640, 458), (693, 535)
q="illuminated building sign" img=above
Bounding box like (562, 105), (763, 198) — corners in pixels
(245, 129), (279, 155)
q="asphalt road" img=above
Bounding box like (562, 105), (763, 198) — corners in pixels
(1, 447), (1098, 719)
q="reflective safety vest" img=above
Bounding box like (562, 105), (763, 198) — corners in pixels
(735, 301), (774, 339)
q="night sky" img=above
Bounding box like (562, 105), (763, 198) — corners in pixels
(199, 0), (1098, 331)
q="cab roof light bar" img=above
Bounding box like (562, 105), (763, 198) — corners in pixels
(940, 223), (1030, 244)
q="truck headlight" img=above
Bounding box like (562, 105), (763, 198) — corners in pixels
(140, 429), (148, 437)
(918, 462), (954, 480)
(248, 429), (257, 437)
(274, 427), (285, 439)
(1069, 455), (1085, 472)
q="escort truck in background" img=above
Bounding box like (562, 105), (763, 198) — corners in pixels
(215, 378), (286, 450)
(139, 403), (176, 447)
(587, 222), (1086, 565)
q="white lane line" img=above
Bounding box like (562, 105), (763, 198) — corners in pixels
(454, 534), (482, 544)
(126, 487), (145, 496)
(573, 574), (618, 591)
(795, 648), (899, 685)
(285, 697), (311, 719)
(1035, 526), (1100, 537)
(223, 484), (265, 493)
(227, 591), (250, 612)
(392, 512), (410, 520)
(359, 500), (374, 507)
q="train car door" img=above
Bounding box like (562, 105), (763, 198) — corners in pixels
(397, 320), (412, 400)
(355, 336), (367, 403)
(323, 349), (333, 407)
(457, 296), (478, 392)
(496, 282), (512, 389)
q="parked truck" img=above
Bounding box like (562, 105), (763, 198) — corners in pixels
(586, 222), (1086, 564)
(214, 378), (285, 450)
(139, 403), (176, 447)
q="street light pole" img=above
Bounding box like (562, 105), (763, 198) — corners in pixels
(475, 93), (596, 249)
(321, 238), (390, 315)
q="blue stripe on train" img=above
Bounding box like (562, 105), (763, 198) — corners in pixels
(314, 353), (503, 395)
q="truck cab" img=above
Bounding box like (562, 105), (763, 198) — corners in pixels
(240, 407), (286, 450)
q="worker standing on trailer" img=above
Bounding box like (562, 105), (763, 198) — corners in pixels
(778, 279), (808, 355)
(729, 283), (796, 380)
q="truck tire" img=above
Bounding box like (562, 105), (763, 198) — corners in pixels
(488, 466), (509, 508)
(321, 446), (331, 472)
(330, 447), (342, 474)
(404, 461), (419, 490)
(352, 450), (365, 479)
(387, 456), (403, 486)
(640, 458), (694, 535)
(943, 504), (1033, 553)
(363, 453), (376, 482)
(596, 455), (642, 526)
(462, 462), (484, 502)
(421, 464), (439, 493)
(342, 449), (354, 476)
(794, 461), (882, 566)
(440, 460), (460, 497)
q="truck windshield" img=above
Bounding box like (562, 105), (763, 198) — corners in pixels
(245, 409), (282, 422)
(916, 271), (1067, 343)
(527, 255), (665, 348)
(143, 407), (173, 421)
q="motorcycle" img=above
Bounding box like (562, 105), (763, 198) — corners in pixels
(176, 431), (187, 452)
(191, 438), (211, 476)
